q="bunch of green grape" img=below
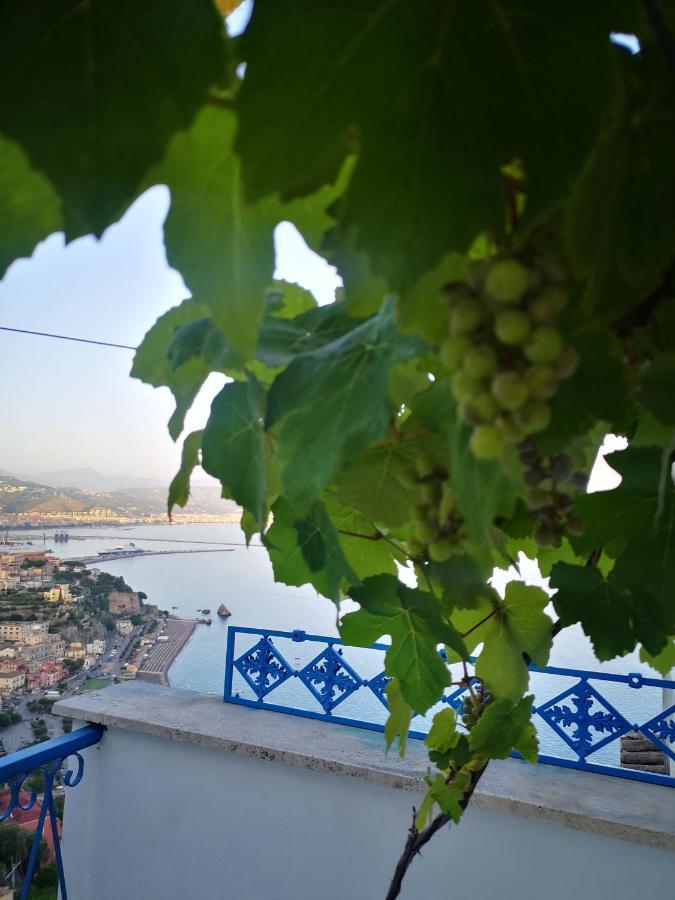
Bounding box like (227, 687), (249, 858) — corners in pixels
(405, 456), (464, 562)
(440, 256), (579, 460)
(519, 440), (587, 546)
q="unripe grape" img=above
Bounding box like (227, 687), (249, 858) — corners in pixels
(429, 536), (455, 562)
(470, 424), (504, 460)
(525, 488), (550, 510)
(524, 327), (564, 364)
(440, 335), (471, 372)
(494, 310), (531, 345)
(533, 522), (555, 547)
(491, 371), (529, 411)
(549, 454), (572, 482)
(466, 260), (490, 292)
(452, 371), (480, 403)
(524, 466), (545, 487)
(406, 537), (426, 557)
(557, 493), (573, 512)
(495, 414), (526, 444)
(450, 298), (484, 335)
(466, 391), (499, 422)
(485, 260), (531, 304)
(420, 482), (440, 504)
(413, 520), (437, 544)
(413, 504), (430, 523)
(529, 286), (569, 324)
(464, 345), (497, 378)
(526, 365), (558, 400)
(514, 400), (552, 434)
(566, 514), (586, 537)
(518, 446), (539, 466)
(438, 486), (456, 522)
(415, 455), (436, 479)
(554, 345), (579, 379)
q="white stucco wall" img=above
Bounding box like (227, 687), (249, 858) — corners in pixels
(61, 724), (675, 900)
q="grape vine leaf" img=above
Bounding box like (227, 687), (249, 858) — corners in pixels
(267, 299), (425, 509)
(452, 582), (552, 701)
(384, 680), (413, 757)
(333, 440), (422, 528)
(341, 574), (466, 712)
(640, 638), (675, 677)
(237, 0), (624, 287)
(168, 430), (204, 516)
(571, 446), (664, 556)
(638, 354), (675, 427)
(566, 51), (675, 320)
(549, 563), (638, 659)
(131, 300), (213, 440)
(469, 696), (537, 763)
(201, 377), (268, 528)
(147, 104), (347, 359)
(0, 135), (61, 278)
(323, 498), (399, 581)
(0, 0), (226, 238)
(537, 327), (631, 453)
(264, 498), (357, 601)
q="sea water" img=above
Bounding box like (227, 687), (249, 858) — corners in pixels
(43, 523), (666, 765)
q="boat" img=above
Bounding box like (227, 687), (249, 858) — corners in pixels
(201, 608), (211, 614)
(197, 617), (212, 625)
(217, 604), (230, 618)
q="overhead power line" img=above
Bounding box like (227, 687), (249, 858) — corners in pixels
(0, 324), (135, 350)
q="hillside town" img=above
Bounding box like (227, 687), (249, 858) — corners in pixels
(0, 547), (182, 731)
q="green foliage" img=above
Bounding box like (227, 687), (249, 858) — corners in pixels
(3, 0), (675, 880)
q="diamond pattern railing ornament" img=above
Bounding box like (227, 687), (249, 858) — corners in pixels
(224, 627), (675, 788)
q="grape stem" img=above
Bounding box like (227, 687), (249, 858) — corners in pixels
(460, 608), (497, 638)
(384, 763), (489, 900)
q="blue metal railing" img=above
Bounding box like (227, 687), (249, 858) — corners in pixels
(224, 626), (675, 788)
(0, 724), (104, 899)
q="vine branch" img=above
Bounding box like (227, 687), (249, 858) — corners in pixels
(642, 0), (675, 71)
(384, 763), (489, 900)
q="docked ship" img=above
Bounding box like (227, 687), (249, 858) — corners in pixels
(98, 543), (144, 558)
(217, 603), (231, 618)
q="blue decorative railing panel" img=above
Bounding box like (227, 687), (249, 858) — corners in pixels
(224, 627), (674, 788)
(0, 724), (104, 899)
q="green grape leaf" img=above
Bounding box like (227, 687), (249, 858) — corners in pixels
(424, 771), (472, 825)
(640, 639), (675, 677)
(264, 498), (357, 601)
(0, 135), (62, 278)
(267, 299), (425, 509)
(131, 300), (213, 440)
(429, 554), (496, 611)
(384, 680), (413, 757)
(201, 378), (268, 528)
(168, 430), (204, 517)
(638, 355), (675, 427)
(537, 328), (631, 454)
(333, 440), (422, 528)
(566, 51), (675, 320)
(266, 281), (317, 319)
(469, 696), (537, 763)
(398, 253), (467, 342)
(323, 497), (399, 580)
(341, 574), (466, 712)
(550, 563), (638, 659)
(571, 446), (664, 555)
(0, 0), (225, 238)
(255, 301), (360, 371)
(239, 509), (259, 546)
(238, 0), (622, 288)
(476, 582), (552, 701)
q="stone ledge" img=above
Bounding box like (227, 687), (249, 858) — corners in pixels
(55, 682), (675, 852)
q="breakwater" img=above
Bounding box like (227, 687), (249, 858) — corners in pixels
(136, 619), (198, 686)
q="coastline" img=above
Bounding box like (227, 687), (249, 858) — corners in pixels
(136, 618), (198, 687)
